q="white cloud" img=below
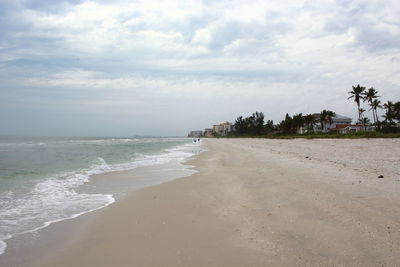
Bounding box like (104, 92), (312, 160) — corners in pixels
(191, 28), (211, 45)
(1, 0), (400, 135)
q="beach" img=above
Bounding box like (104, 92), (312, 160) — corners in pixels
(3, 138), (400, 266)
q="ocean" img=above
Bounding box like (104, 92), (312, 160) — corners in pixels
(0, 136), (202, 255)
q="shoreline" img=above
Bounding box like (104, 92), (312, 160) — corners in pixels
(0, 144), (201, 266)
(0, 137), (200, 259)
(2, 138), (400, 266)
(33, 143), (266, 267)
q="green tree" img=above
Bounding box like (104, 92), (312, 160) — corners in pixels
(370, 99), (382, 123)
(394, 102), (400, 123)
(348, 84), (366, 124)
(279, 114), (296, 134)
(319, 110), (335, 132)
(252, 112), (265, 135)
(303, 114), (316, 132)
(359, 108), (366, 127)
(292, 113), (304, 133)
(383, 101), (395, 125)
(232, 112), (265, 136)
(233, 116), (246, 135)
(265, 120), (274, 133)
(361, 117), (370, 131)
(362, 87), (380, 124)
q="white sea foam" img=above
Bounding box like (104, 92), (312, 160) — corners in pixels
(68, 138), (141, 144)
(0, 142), (46, 147)
(0, 162), (116, 255)
(0, 139), (203, 256)
(0, 238), (8, 255)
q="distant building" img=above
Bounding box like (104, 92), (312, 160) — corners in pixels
(297, 114), (353, 134)
(338, 125), (363, 133)
(203, 128), (213, 137)
(339, 124), (375, 133)
(222, 122), (234, 135)
(212, 124), (223, 135)
(315, 113), (352, 132)
(212, 122), (233, 136)
(188, 130), (203, 138)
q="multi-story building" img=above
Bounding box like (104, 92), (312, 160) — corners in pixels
(212, 122), (233, 136)
(203, 128), (213, 137)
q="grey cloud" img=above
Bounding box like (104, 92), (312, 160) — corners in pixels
(23, 0), (85, 13)
(206, 19), (290, 53)
(0, 0), (399, 136)
(323, 1), (400, 52)
(354, 24), (400, 52)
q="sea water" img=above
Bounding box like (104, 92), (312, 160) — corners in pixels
(0, 136), (202, 255)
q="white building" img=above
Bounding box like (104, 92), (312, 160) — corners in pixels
(315, 113), (352, 132)
(339, 125), (363, 133)
(212, 122), (233, 136)
(203, 128), (213, 137)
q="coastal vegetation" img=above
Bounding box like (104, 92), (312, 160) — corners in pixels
(226, 85), (400, 138)
(262, 131), (400, 139)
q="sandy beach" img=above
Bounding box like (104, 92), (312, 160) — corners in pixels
(5, 138), (400, 266)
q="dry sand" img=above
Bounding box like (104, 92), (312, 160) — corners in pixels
(35, 138), (400, 266)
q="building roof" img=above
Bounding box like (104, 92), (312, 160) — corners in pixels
(333, 114), (352, 120)
(344, 124), (363, 127)
(333, 124), (349, 129)
(313, 113), (352, 121)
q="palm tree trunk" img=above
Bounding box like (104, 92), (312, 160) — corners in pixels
(369, 101), (376, 124)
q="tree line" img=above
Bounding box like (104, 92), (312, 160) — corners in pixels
(229, 85), (399, 136)
(348, 85), (400, 131)
(230, 110), (337, 136)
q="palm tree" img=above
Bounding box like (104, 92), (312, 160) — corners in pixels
(265, 120), (274, 133)
(319, 110), (336, 132)
(362, 87), (380, 124)
(279, 114), (295, 134)
(303, 114), (316, 132)
(370, 99), (382, 122)
(348, 84), (366, 124)
(326, 110), (335, 125)
(383, 101), (395, 124)
(319, 111), (327, 132)
(359, 108), (366, 126)
(383, 101), (393, 112)
(394, 102), (400, 123)
(292, 113), (304, 133)
(361, 117), (370, 131)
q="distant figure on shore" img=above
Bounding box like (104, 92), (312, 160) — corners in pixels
(193, 139), (197, 143)
(198, 138), (200, 142)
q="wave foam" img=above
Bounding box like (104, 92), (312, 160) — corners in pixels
(0, 142), (46, 147)
(0, 139), (203, 256)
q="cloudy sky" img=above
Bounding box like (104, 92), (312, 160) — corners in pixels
(0, 0), (399, 136)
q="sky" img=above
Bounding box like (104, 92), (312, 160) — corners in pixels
(0, 0), (399, 136)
